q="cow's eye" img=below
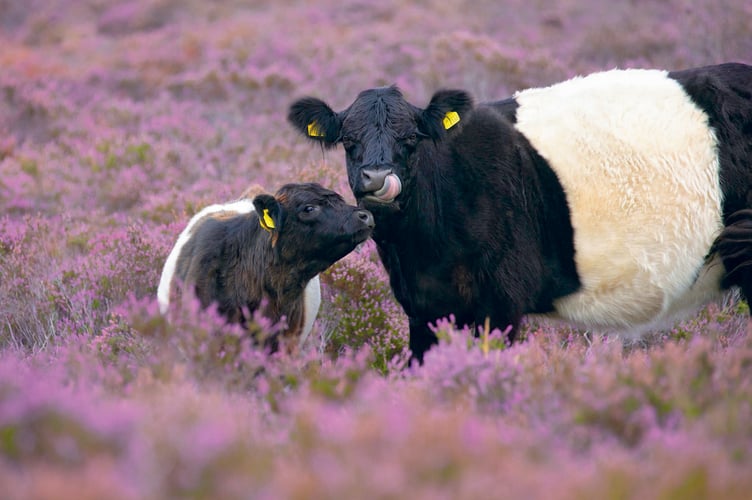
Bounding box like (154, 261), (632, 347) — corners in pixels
(401, 133), (418, 147)
(341, 136), (356, 150)
(303, 205), (316, 213)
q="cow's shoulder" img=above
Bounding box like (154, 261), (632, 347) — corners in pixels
(486, 96), (519, 123)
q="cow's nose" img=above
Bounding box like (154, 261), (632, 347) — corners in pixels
(356, 209), (375, 228)
(361, 168), (391, 193)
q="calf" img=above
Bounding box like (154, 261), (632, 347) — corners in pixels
(288, 62), (752, 363)
(157, 182), (374, 347)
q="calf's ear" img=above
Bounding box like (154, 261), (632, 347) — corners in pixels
(253, 194), (284, 239)
(287, 97), (342, 148)
(419, 89), (474, 141)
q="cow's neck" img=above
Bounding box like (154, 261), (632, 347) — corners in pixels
(401, 145), (453, 244)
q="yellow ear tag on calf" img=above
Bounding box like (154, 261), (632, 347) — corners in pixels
(307, 121), (324, 137)
(443, 111), (460, 130)
(260, 208), (275, 232)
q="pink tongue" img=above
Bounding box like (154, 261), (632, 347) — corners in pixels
(375, 174), (401, 201)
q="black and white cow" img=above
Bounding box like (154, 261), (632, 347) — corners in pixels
(158, 182), (374, 348)
(288, 62), (752, 363)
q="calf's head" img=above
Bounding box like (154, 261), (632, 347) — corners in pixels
(252, 183), (374, 275)
(288, 86), (473, 208)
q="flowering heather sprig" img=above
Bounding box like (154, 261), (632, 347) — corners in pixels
(0, 355), (135, 463)
(317, 240), (409, 373)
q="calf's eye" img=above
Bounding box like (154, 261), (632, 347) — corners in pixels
(300, 205), (322, 217)
(299, 204), (321, 221)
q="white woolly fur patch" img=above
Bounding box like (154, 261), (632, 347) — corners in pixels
(513, 68), (724, 330)
(300, 276), (321, 346)
(157, 197), (321, 344)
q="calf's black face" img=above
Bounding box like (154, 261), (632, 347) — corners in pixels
(288, 86), (473, 207)
(253, 183), (375, 271)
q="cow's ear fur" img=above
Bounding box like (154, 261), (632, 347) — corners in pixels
(253, 194), (285, 240)
(287, 97), (342, 148)
(419, 90), (474, 140)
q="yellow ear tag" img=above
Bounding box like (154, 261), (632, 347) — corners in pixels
(443, 111), (460, 130)
(307, 121), (324, 137)
(260, 208), (275, 232)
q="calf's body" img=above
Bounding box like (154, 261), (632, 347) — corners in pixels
(158, 183), (374, 346)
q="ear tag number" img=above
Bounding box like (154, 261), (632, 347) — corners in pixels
(260, 208), (275, 232)
(443, 111), (460, 130)
(307, 121), (324, 137)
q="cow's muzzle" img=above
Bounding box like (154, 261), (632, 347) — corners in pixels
(361, 168), (402, 203)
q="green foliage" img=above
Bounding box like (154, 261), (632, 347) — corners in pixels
(318, 246), (409, 374)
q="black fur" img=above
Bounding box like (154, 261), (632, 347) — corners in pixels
(172, 183), (374, 346)
(488, 96), (520, 123)
(670, 63), (752, 302)
(712, 209), (752, 302)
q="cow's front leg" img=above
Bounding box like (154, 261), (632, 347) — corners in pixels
(408, 316), (438, 365)
(476, 308), (521, 346)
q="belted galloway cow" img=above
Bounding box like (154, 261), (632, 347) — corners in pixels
(289, 63), (752, 363)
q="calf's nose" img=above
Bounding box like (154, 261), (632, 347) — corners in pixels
(356, 209), (375, 228)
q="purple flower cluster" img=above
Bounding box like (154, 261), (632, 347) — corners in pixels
(1, 0), (751, 497)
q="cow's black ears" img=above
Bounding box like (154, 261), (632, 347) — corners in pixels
(287, 97), (342, 148)
(419, 90), (474, 140)
(253, 194), (284, 241)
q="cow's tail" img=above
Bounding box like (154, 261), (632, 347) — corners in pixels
(713, 208), (752, 312)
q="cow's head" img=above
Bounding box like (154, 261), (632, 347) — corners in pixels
(288, 86), (473, 208)
(252, 183), (374, 274)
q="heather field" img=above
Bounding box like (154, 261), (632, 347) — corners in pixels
(2, 1), (752, 498)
